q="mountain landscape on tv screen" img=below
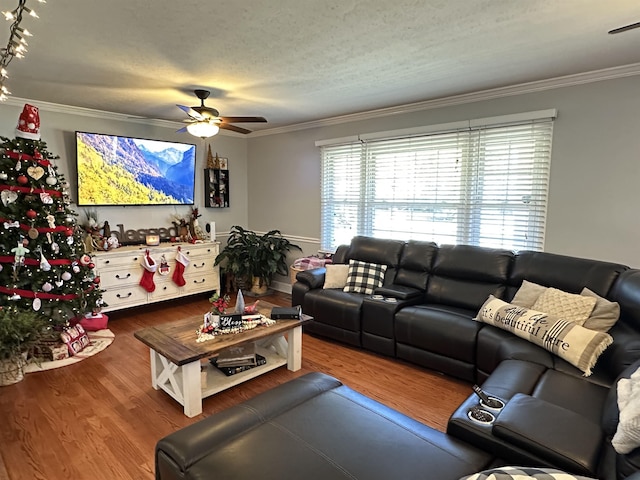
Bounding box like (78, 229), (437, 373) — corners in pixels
(76, 133), (196, 205)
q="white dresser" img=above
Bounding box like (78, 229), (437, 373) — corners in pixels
(92, 242), (220, 312)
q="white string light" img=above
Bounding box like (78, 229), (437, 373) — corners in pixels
(0, 0), (46, 101)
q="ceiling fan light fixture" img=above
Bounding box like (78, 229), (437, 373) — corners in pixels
(186, 121), (219, 138)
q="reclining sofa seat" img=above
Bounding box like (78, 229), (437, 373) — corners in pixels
(394, 243), (514, 381)
(296, 236), (405, 347)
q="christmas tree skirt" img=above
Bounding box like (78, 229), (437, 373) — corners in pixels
(23, 329), (115, 373)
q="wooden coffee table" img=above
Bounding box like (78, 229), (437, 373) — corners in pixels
(134, 301), (311, 417)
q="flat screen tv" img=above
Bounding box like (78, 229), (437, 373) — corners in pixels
(75, 131), (197, 206)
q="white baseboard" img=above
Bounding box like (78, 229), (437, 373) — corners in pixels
(271, 279), (292, 295)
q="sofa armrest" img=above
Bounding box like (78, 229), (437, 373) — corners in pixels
(295, 267), (327, 289)
(374, 284), (423, 300)
(492, 393), (603, 476)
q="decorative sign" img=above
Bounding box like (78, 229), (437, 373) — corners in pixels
(113, 224), (181, 245)
(219, 314), (243, 329)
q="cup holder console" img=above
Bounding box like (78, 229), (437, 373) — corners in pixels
(466, 385), (506, 424)
(467, 406), (495, 424)
(480, 396), (505, 412)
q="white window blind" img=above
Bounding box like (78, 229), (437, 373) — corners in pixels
(320, 114), (554, 252)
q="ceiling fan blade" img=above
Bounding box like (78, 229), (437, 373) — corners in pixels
(219, 123), (252, 134)
(177, 104), (206, 121)
(608, 21), (640, 34)
(219, 116), (267, 123)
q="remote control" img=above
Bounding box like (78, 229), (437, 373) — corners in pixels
(472, 384), (491, 404)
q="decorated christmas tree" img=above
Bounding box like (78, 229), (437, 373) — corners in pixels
(0, 104), (103, 331)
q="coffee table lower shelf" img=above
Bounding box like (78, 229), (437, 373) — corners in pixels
(201, 345), (288, 396)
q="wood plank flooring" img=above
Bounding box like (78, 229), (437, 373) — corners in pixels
(0, 292), (471, 480)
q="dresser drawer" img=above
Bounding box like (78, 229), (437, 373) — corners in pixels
(93, 251), (145, 269)
(183, 270), (219, 294)
(101, 285), (148, 311)
(182, 243), (218, 260)
(98, 267), (140, 287)
(148, 277), (183, 301)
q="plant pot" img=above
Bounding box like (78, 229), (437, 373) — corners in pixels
(0, 356), (25, 386)
(250, 276), (269, 296)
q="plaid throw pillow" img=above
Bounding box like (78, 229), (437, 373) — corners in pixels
(460, 466), (598, 480)
(343, 260), (387, 295)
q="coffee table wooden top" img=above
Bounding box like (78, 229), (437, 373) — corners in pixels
(134, 301), (310, 366)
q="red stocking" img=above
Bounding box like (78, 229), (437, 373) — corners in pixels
(172, 247), (189, 287)
(139, 250), (157, 292)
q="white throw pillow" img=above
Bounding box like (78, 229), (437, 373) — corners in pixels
(323, 264), (350, 289)
(612, 365), (640, 454)
(532, 287), (597, 326)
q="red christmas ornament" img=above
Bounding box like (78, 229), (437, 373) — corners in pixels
(65, 228), (74, 236)
(88, 262), (95, 269)
(79, 254), (91, 266)
(26, 209), (37, 219)
(17, 175), (28, 184)
(93, 276), (101, 284)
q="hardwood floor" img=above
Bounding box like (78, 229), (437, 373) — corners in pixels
(0, 292), (471, 480)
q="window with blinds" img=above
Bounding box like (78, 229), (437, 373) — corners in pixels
(319, 113), (554, 252)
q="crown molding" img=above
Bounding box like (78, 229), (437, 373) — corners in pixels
(2, 96), (245, 137)
(3, 97), (183, 128)
(249, 62), (640, 137)
(5, 62), (640, 138)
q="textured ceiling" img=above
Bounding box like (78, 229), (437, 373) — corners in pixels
(3, 0), (640, 132)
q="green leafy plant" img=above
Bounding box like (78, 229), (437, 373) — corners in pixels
(215, 225), (302, 293)
(0, 307), (46, 361)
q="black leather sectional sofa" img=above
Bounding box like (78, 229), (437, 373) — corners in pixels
(293, 236), (640, 386)
(155, 236), (640, 480)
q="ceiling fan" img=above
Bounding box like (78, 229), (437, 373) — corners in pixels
(608, 21), (640, 34)
(177, 89), (267, 138)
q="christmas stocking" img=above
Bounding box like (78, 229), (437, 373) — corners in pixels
(172, 247), (190, 287)
(139, 250), (157, 292)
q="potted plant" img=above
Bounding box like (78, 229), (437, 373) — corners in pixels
(0, 307), (45, 386)
(215, 225), (302, 295)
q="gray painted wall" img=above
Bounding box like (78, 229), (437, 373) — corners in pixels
(247, 75), (640, 268)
